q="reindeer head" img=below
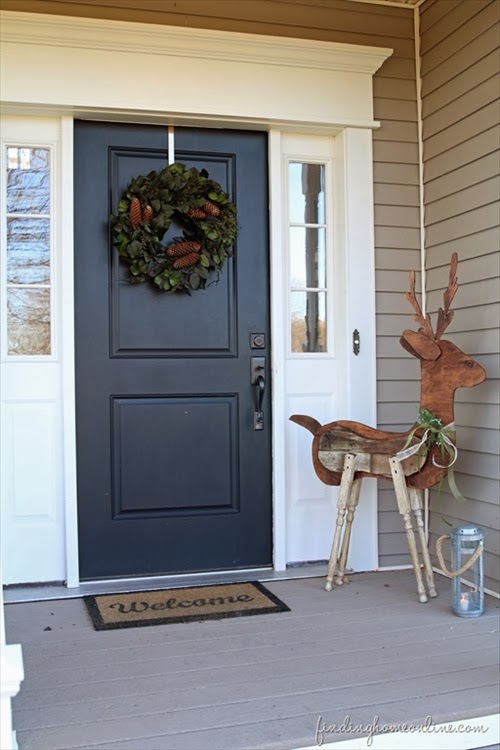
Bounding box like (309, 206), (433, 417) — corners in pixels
(400, 254), (486, 417)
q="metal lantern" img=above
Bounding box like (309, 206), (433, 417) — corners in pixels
(437, 525), (484, 618)
(450, 526), (484, 617)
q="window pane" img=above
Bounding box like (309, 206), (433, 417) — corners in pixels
(6, 147), (50, 213)
(290, 226), (326, 288)
(289, 162), (325, 224)
(291, 291), (326, 353)
(7, 217), (50, 284)
(7, 287), (51, 355)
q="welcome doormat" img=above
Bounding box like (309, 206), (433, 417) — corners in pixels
(84, 581), (290, 630)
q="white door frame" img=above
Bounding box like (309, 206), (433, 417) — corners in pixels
(0, 11), (391, 586)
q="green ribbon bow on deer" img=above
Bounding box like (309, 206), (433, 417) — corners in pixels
(397, 408), (465, 502)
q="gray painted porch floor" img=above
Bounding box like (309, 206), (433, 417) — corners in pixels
(5, 570), (500, 750)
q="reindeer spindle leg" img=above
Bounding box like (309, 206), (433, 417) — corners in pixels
(325, 453), (357, 592)
(389, 457), (428, 603)
(335, 478), (362, 586)
(409, 488), (437, 598)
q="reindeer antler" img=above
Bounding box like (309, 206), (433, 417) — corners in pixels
(435, 252), (458, 339)
(404, 269), (434, 339)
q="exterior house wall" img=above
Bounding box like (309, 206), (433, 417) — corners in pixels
(420, 0), (500, 593)
(1, 0), (420, 570)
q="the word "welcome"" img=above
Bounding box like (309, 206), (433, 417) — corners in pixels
(109, 594), (255, 614)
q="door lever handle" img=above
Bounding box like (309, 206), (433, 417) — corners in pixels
(255, 375), (265, 412)
(251, 357), (265, 431)
(253, 375), (265, 431)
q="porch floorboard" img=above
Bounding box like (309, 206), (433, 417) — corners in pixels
(5, 570), (500, 750)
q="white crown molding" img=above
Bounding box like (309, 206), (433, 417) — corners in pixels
(0, 10), (392, 76)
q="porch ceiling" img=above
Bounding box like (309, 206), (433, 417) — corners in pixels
(5, 570), (499, 749)
(348, 0), (423, 6)
(367, 0), (421, 5)
(352, 0), (421, 5)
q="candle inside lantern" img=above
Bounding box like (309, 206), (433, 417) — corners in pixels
(459, 592), (470, 612)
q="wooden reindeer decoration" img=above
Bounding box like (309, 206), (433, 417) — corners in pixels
(291, 254), (486, 602)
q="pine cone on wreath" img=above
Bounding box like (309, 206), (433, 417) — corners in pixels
(130, 197), (142, 227)
(166, 241), (202, 257)
(187, 208), (207, 220)
(172, 252), (200, 269)
(203, 201), (221, 217)
(143, 204), (154, 223)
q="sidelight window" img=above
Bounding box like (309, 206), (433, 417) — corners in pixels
(2, 146), (52, 356)
(288, 160), (331, 354)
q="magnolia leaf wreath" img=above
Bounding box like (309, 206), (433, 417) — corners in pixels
(110, 163), (237, 294)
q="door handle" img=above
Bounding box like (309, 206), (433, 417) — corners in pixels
(253, 375), (265, 431)
(255, 375), (265, 410)
(251, 357), (265, 431)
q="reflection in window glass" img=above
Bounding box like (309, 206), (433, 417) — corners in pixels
(7, 287), (51, 355)
(7, 148), (50, 213)
(4, 146), (52, 355)
(291, 291), (326, 353)
(7, 217), (50, 284)
(289, 162), (325, 224)
(8, 147), (33, 171)
(290, 226), (326, 289)
(288, 160), (329, 353)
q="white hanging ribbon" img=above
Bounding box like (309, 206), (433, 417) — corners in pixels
(396, 422), (458, 468)
(394, 410), (465, 501)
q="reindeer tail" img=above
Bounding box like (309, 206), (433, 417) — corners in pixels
(289, 414), (322, 435)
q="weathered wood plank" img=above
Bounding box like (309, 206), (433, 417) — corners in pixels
(317, 439), (423, 478)
(318, 428), (416, 455)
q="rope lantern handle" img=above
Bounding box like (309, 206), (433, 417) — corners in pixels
(436, 534), (484, 578)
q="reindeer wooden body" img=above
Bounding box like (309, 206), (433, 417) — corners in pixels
(291, 254), (486, 602)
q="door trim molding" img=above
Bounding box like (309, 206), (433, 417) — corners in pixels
(60, 116), (79, 587)
(268, 130), (287, 570)
(1, 11), (391, 75)
(0, 11), (390, 132)
(0, 11), (389, 585)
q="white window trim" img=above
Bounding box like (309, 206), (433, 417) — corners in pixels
(0, 11), (390, 585)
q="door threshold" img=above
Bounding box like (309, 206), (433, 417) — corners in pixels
(3, 563), (327, 603)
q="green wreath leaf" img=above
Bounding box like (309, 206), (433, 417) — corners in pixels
(110, 162), (238, 294)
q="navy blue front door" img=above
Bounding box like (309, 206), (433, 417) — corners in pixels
(74, 122), (272, 579)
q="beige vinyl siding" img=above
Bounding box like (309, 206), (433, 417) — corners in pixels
(2, 0), (421, 568)
(420, 0), (500, 593)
